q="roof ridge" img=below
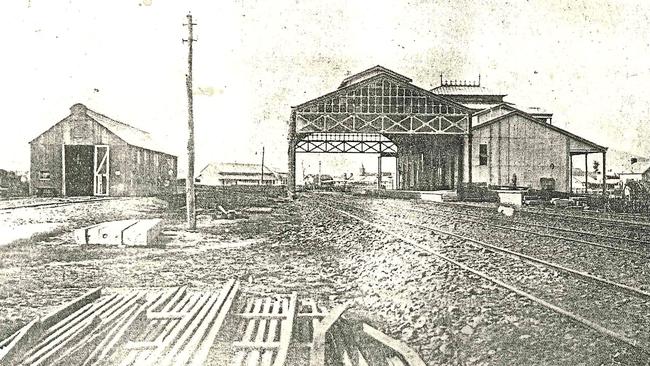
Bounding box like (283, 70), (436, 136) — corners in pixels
(473, 109), (607, 152)
(86, 108), (151, 136)
(340, 65), (412, 86)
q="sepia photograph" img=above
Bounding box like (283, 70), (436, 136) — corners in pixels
(1, 0), (649, 365)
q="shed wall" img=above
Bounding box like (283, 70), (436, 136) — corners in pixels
(126, 146), (177, 196)
(30, 112), (177, 196)
(471, 114), (571, 192)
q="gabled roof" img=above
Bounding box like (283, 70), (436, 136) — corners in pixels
(473, 109), (607, 153)
(473, 102), (515, 116)
(199, 162), (277, 176)
(30, 103), (174, 156)
(431, 84), (506, 97)
(339, 65), (412, 88)
(84, 108), (172, 155)
(293, 67), (471, 114)
(620, 162), (650, 175)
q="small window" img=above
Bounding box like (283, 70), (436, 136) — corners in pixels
(39, 171), (51, 180)
(479, 144), (488, 166)
(136, 150), (141, 165)
(154, 154), (159, 168)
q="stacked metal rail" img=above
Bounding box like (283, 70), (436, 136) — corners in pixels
(0, 281), (425, 366)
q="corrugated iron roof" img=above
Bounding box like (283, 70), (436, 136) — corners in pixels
(431, 85), (505, 96)
(84, 108), (173, 155)
(461, 102), (504, 110)
(202, 162), (275, 175)
(213, 174), (278, 181)
(473, 109), (607, 152)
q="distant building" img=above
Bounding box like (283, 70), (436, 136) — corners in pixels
(196, 162), (286, 186)
(29, 103), (177, 197)
(619, 161), (650, 183)
(0, 170), (29, 197)
(303, 174), (334, 189)
(572, 174), (619, 194)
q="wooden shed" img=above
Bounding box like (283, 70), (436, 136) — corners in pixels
(29, 103), (178, 197)
(470, 108), (607, 192)
(433, 82), (607, 193)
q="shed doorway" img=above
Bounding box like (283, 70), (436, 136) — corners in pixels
(64, 145), (94, 196)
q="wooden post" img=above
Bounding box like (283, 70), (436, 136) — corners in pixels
(377, 155), (382, 189)
(569, 154), (573, 194)
(584, 153), (588, 195)
(395, 155), (399, 190)
(287, 110), (296, 198)
(61, 144), (66, 196)
(260, 146), (264, 186)
(467, 111), (473, 186)
(183, 13), (197, 230)
(602, 150), (607, 198)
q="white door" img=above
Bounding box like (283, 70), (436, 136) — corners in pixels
(93, 145), (110, 196)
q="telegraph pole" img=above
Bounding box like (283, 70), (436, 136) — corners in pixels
(260, 146), (265, 185)
(183, 13), (197, 230)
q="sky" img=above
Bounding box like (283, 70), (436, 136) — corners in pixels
(2, 0), (650, 177)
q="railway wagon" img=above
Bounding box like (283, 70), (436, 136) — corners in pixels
(29, 103), (178, 197)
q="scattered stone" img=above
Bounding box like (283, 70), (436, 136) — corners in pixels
(505, 315), (518, 323)
(413, 316), (428, 329)
(460, 325), (474, 335)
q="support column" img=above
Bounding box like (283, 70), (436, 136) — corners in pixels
(602, 151), (607, 197)
(395, 156), (399, 190)
(467, 111), (473, 185)
(569, 154), (573, 194)
(584, 153), (589, 194)
(377, 154), (382, 189)
(287, 110), (297, 198)
(457, 136), (464, 194)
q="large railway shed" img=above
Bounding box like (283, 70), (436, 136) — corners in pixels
(287, 66), (607, 196)
(29, 103), (177, 197)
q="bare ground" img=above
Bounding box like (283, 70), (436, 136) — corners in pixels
(0, 195), (647, 365)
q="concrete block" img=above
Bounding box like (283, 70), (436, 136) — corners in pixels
(122, 219), (163, 246)
(498, 206), (515, 216)
(420, 193), (444, 202)
(74, 219), (162, 246)
(85, 220), (139, 245)
(496, 190), (525, 207)
(551, 198), (571, 207)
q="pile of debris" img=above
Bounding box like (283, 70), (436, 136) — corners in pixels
(0, 280), (425, 366)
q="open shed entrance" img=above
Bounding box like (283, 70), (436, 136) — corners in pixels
(287, 67), (473, 196)
(64, 145), (94, 196)
(63, 145), (110, 196)
(296, 133), (398, 189)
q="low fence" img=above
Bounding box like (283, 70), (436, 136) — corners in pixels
(161, 184), (287, 211)
(585, 196), (650, 214)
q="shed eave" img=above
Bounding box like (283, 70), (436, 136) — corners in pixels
(473, 110), (607, 153)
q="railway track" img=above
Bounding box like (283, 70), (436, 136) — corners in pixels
(419, 199), (650, 242)
(380, 200), (650, 254)
(313, 195), (650, 358)
(530, 206), (650, 224)
(0, 197), (115, 211)
(449, 200), (650, 230)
